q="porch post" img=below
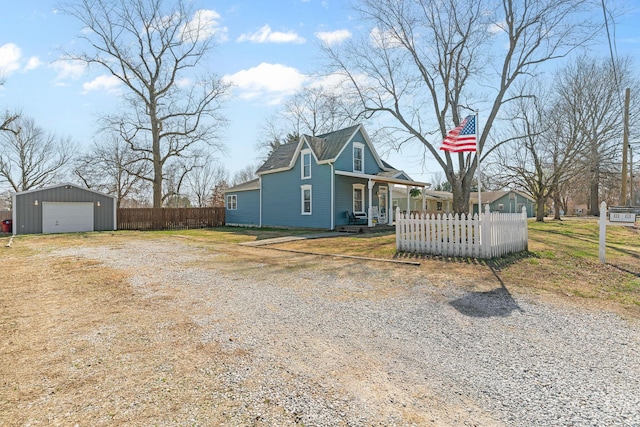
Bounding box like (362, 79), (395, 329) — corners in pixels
(367, 179), (374, 227)
(422, 187), (426, 211)
(388, 184), (394, 225)
(406, 187), (410, 213)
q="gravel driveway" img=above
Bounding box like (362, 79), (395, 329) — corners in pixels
(55, 237), (640, 426)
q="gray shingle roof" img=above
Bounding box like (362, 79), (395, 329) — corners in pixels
(225, 178), (260, 192)
(255, 124), (411, 178)
(256, 142), (299, 174)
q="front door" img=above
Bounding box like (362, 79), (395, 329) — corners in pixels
(378, 186), (387, 224)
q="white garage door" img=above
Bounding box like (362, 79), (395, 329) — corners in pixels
(42, 202), (94, 234)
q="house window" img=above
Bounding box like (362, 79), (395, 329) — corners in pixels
(437, 201), (442, 211)
(301, 149), (311, 179)
(226, 195), (237, 210)
(353, 184), (364, 213)
(301, 185), (312, 215)
(353, 142), (364, 173)
(497, 203), (504, 211)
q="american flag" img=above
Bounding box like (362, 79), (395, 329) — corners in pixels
(440, 115), (477, 153)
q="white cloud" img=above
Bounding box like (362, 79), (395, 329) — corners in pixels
(315, 29), (352, 46)
(176, 77), (192, 88)
(181, 9), (228, 43)
(223, 63), (308, 104)
(488, 22), (505, 35)
(0, 43), (22, 77)
(24, 56), (42, 72)
(82, 74), (121, 95)
(237, 25), (305, 44)
(370, 27), (404, 49)
(50, 59), (87, 83)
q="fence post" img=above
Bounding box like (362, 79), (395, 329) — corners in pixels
(395, 207), (402, 251)
(599, 201), (607, 264)
(481, 204), (491, 258)
(522, 206), (528, 251)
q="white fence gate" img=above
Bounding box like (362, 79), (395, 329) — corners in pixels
(396, 205), (528, 258)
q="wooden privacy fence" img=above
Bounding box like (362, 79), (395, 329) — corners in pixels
(117, 207), (225, 231)
(396, 205), (528, 259)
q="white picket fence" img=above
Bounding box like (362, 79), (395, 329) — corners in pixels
(396, 205), (528, 258)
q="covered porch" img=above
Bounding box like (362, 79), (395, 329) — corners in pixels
(334, 170), (431, 228)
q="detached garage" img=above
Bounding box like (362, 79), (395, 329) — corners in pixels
(12, 183), (116, 235)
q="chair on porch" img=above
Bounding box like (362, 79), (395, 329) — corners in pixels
(346, 211), (367, 225)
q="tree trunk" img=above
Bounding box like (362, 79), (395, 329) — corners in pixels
(535, 196), (546, 222)
(588, 174), (600, 216)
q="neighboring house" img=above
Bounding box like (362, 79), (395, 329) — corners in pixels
(225, 124), (430, 229)
(469, 191), (535, 217)
(391, 188), (453, 217)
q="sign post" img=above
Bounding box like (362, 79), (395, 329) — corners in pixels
(599, 201), (607, 264)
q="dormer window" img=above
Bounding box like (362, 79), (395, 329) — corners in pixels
(353, 142), (364, 173)
(301, 149), (311, 179)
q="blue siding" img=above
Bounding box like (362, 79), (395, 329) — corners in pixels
(262, 153), (333, 229)
(226, 189), (260, 225)
(334, 130), (383, 175)
(334, 176), (388, 226)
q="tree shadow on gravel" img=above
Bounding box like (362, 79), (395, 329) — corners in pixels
(449, 266), (524, 318)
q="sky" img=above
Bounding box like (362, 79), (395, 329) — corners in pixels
(1, 0), (640, 191)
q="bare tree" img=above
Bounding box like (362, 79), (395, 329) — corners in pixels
(323, 0), (602, 213)
(185, 158), (228, 207)
(555, 56), (635, 214)
(74, 134), (150, 207)
(62, 0), (229, 207)
(232, 164), (259, 186)
(493, 85), (585, 221)
(255, 84), (359, 159)
(283, 85), (357, 137)
(210, 179), (228, 207)
(0, 116), (73, 192)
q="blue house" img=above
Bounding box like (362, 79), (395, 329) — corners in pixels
(225, 124), (430, 229)
(469, 191), (536, 217)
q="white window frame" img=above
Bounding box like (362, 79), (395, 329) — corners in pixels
(226, 194), (237, 210)
(353, 142), (364, 173)
(301, 149), (312, 179)
(301, 185), (312, 215)
(353, 183), (365, 214)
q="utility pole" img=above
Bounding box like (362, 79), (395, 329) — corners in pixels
(621, 88), (630, 205)
(630, 143), (634, 206)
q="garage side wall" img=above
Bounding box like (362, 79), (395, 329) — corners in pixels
(15, 187), (116, 235)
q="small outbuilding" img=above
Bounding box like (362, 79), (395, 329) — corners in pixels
(12, 183), (117, 235)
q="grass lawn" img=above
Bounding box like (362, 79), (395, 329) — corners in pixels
(266, 219), (640, 314)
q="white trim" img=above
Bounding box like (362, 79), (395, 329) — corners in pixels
(378, 186), (388, 224)
(14, 182), (116, 200)
(353, 142), (364, 173)
(353, 183), (365, 214)
(259, 176), (263, 227)
(335, 170), (430, 187)
(330, 162), (335, 230)
(301, 149), (312, 179)
(226, 194), (237, 210)
(301, 184), (312, 215)
(12, 192), (16, 235)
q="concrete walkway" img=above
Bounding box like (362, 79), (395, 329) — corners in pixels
(239, 231), (345, 247)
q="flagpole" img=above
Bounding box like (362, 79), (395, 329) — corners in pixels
(476, 110), (481, 215)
